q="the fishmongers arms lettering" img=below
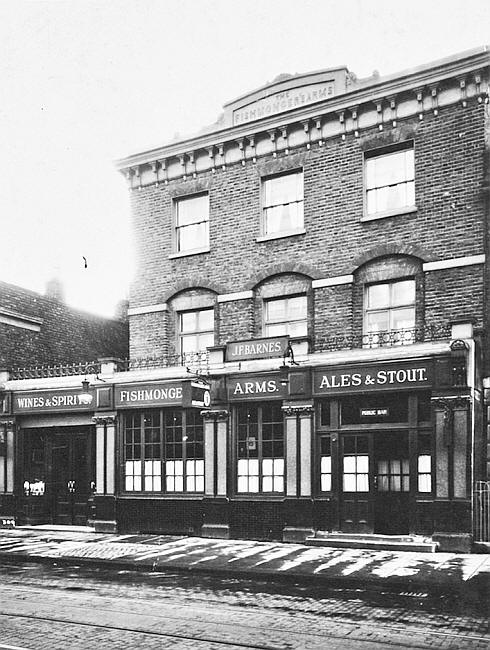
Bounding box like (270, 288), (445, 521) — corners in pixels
(119, 387), (182, 402)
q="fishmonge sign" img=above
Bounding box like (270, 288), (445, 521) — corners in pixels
(226, 336), (289, 361)
(313, 361), (432, 395)
(115, 380), (210, 409)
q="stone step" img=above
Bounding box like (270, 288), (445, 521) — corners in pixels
(305, 534), (438, 553)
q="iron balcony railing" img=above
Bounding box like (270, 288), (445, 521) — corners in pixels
(315, 324), (452, 353)
(7, 325), (452, 380)
(118, 351), (209, 372)
(10, 360), (102, 381)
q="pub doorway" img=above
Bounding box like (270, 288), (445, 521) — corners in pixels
(339, 431), (410, 535)
(22, 426), (95, 526)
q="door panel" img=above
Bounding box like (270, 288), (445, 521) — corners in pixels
(340, 434), (373, 533)
(51, 429), (95, 525)
(374, 432), (410, 534)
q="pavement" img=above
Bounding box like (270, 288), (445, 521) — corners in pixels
(0, 526), (489, 597)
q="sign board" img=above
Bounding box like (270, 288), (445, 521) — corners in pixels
(226, 336), (289, 362)
(233, 82), (335, 125)
(360, 408), (389, 418)
(182, 381), (211, 409)
(227, 374), (288, 401)
(313, 361), (432, 395)
(13, 388), (96, 414)
(115, 380), (210, 409)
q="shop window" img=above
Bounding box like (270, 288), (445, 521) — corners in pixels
(364, 143), (415, 218)
(264, 295), (307, 337)
(319, 436), (332, 492)
(342, 435), (369, 492)
(179, 308), (214, 355)
(364, 279), (415, 344)
(123, 409), (204, 493)
(174, 193), (209, 253)
(417, 432), (432, 493)
(262, 170), (303, 236)
(236, 403), (284, 494)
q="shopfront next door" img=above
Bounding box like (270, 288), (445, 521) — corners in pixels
(51, 429), (95, 526)
(340, 432), (410, 535)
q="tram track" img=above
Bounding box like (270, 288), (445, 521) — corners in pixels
(1, 608), (489, 650)
(0, 580), (488, 650)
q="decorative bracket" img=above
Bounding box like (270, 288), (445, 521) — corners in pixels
(268, 129), (277, 157)
(248, 135), (256, 163)
(387, 96), (397, 127)
(349, 106), (359, 137)
(415, 88), (424, 120)
(374, 100), (383, 131)
(281, 127), (289, 155)
(302, 120), (311, 149)
(179, 154), (187, 180)
(314, 116), (323, 146)
(430, 86), (438, 116)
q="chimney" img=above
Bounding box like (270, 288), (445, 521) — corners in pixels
(45, 277), (65, 302)
(114, 298), (129, 321)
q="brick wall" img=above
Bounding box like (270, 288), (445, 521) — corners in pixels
(128, 102), (487, 358)
(0, 281), (129, 369)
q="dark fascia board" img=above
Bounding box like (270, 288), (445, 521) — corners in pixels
(115, 46), (489, 171)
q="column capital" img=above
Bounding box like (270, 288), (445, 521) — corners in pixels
(282, 402), (314, 416)
(92, 415), (117, 426)
(201, 409), (229, 421)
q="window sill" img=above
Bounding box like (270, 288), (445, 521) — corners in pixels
(361, 205), (417, 222)
(256, 228), (306, 243)
(169, 247), (210, 259)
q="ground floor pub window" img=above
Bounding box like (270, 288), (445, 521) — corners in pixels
(123, 409), (204, 493)
(319, 435), (332, 492)
(236, 402), (284, 494)
(342, 435), (369, 492)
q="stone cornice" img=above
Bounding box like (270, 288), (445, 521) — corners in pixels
(116, 48), (489, 174)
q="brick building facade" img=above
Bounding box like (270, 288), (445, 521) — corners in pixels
(1, 47), (489, 550)
(0, 281), (128, 527)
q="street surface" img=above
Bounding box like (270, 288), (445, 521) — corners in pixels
(0, 560), (488, 649)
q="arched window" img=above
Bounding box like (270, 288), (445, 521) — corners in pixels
(353, 256), (423, 347)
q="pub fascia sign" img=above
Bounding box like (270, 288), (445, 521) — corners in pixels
(233, 82), (335, 126)
(227, 373), (288, 400)
(226, 336), (289, 362)
(13, 388), (95, 413)
(115, 380), (210, 409)
(313, 361), (432, 395)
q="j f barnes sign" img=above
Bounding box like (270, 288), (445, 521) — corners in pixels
(313, 361), (432, 394)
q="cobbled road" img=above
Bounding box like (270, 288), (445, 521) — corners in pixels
(0, 561), (488, 649)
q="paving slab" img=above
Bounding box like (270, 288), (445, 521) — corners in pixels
(0, 527), (488, 597)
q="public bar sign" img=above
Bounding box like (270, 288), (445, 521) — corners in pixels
(13, 388), (96, 414)
(226, 336), (289, 362)
(313, 361), (432, 395)
(115, 380), (210, 409)
(227, 374), (288, 401)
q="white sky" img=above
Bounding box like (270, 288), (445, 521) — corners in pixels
(1, 0), (489, 317)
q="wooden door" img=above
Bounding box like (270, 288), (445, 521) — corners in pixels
(374, 432), (410, 534)
(340, 434), (374, 533)
(51, 429), (95, 525)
